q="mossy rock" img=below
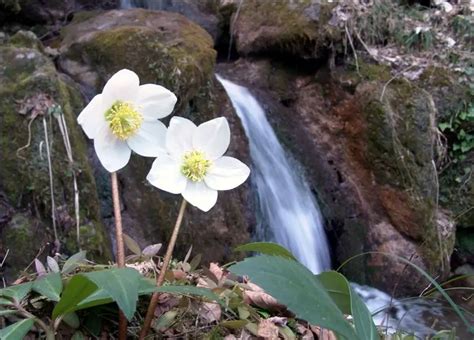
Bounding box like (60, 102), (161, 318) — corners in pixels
(59, 9), (217, 113)
(0, 40), (111, 279)
(232, 0), (340, 58)
(357, 79), (455, 271)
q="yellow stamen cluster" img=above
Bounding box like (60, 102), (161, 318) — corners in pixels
(181, 150), (211, 182)
(105, 101), (143, 140)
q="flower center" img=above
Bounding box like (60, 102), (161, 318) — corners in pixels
(105, 101), (143, 140)
(181, 150), (212, 182)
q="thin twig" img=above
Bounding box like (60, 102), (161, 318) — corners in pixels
(110, 172), (127, 340)
(139, 199), (188, 339)
(345, 23), (360, 75)
(227, 0), (244, 61)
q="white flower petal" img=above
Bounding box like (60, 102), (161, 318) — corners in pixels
(166, 116), (196, 160)
(182, 181), (218, 212)
(136, 84), (177, 120)
(205, 156), (250, 191)
(77, 94), (106, 139)
(127, 120), (167, 157)
(146, 155), (187, 194)
(94, 126), (131, 172)
(102, 69), (139, 108)
(193, 117), (230, 160)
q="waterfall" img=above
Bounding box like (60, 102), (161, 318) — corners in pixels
(216, 75), (331, 274)
(216, 75), (455, 337)
(120, 0), (163, 10)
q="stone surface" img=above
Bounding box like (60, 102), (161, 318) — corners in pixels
(232, 0), (339, 58)
(0, 35), (111, 282)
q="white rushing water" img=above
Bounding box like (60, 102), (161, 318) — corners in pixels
(217, 75), (450, 337)
(216, 75), (331, 274)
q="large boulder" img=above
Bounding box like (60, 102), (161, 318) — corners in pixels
(0, 32), (111, 282)
(58, 9), (252, 264)
(231, 0), (339, 58)
(218, 59), (456, 295)
(59, 9), (216, 110)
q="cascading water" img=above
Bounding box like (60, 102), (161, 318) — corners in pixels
(216, 75), (461, 337)
(216, 75), (331, 274)
(120, 0), (162, 10)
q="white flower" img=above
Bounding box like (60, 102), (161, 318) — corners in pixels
(146, 116), (250, 212)
(77, 69), (177, 172)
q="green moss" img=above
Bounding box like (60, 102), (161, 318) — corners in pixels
(9, 30), (43, 51)
(0, 45), (111, 263)
(235, 0), (339, 57)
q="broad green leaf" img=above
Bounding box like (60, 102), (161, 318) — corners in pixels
(229, 256), (356, 339)
(0, 310), (17, 316)
(142, 243), (162, 257)
(316, 271), (351, 314)
(0, 318), (35, 339)
(317, 271), (378, 340)
(53, 275), (98, 319)
(123, 234), (141, 256)
(33, 272), (63, 302)
(82, 268), (141, 321)
(234, 242), (297, 260)
(0, 282), (32, 305)
(62, 251), (87, 274)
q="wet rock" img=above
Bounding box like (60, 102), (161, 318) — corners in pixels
(0, 36), (111, 281)
(231, 0), (340, 58)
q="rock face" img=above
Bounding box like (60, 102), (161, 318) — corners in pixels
(231, 0), (339, 58)
(218, 59), (456, 295)
(0, 32), (111, 282)
(58, 9), (252, 264)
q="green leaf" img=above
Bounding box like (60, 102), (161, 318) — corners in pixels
(229, 256), (356, 339)
(234, 242), (297, 260)
(71, 330), (85, 340)
(438, 122), (451, 131)
(62, 312), (80, 329)
(53, 275), (98, 319)
(123, 234), (141, 256)
(317, 271), (378, 340)
(32, 272), (63, 302)
(82, 268), (141, 321)
(0, 282), (33, 305)
(0, 318), (35, 339)
(316, 271), (351, 314)
(47, 256), (60, 273)
(62, 251), (87, 274)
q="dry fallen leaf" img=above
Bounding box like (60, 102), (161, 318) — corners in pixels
(243, 290), (284, 311)
(257, 319), (279, 339)
(199, 302), (221, 323)
(310, 325), (337, 340)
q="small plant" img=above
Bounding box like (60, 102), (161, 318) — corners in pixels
(439, 103), (474, 163)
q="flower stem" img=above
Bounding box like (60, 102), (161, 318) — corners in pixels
(139, 199), (187, 339)
(110, 172), (126, 340)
